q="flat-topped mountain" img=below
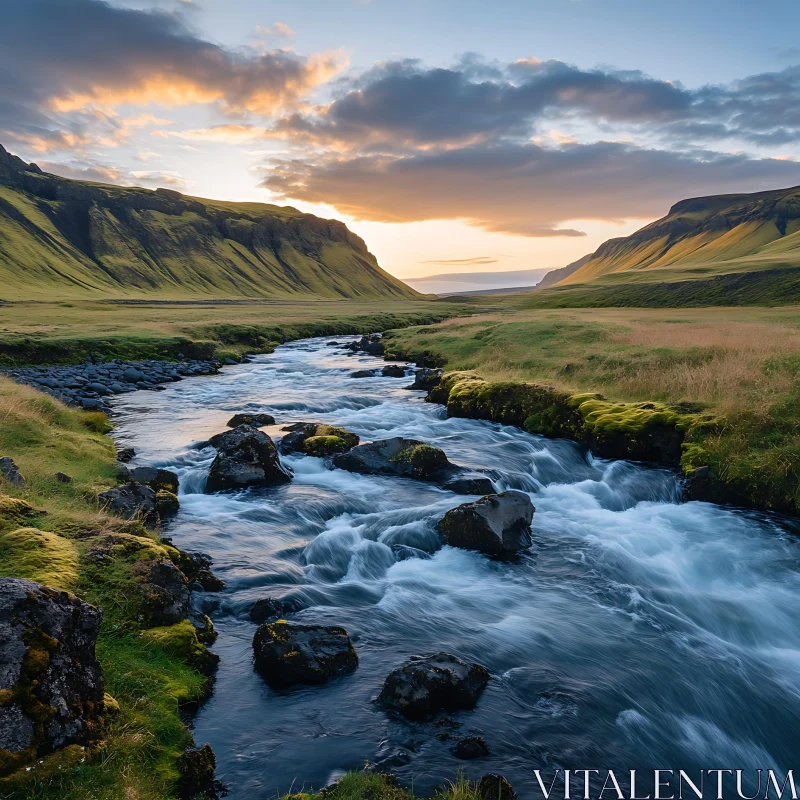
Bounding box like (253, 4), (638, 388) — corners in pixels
(546, 185), (800, 289)
(0, 144), (420, 301)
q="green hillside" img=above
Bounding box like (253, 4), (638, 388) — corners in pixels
(552, 185), (800, 290)
(0, 144), (420, 301)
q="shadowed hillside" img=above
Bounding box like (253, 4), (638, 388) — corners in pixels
(0, 144), (421, 301)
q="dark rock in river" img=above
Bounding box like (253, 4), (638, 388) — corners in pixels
(206, 425), (292, 492)
(0, 578), (104, 774)
(142, 561), (190, 625)
(441, 475), (496, 495)
(126, 465), (180, 494)
(252, 621), (358, 687)
(478, 774), (517, 800)
(155, 490), (180, 519)
(174, 551), (225, 592)
(116, 446), (136, 463)
(438, 491), (534, 557)
(382, 364), (406, 378)
(452, 736), (491, 760)
(406, 368), (443, 392)
(248, 596), (305, 623)
(98, 482), (159, 526)
(177, 742), (221, 800)
(226, 413), (275, 428)
(377, 652), (490, 720)
(333, 437), (459, 483)
(0, 457), (25, 488)
(351, 369), (377, 378)
(279, 422), (359, 456)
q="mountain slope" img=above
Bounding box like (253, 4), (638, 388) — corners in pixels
(0, 144), (421, 301)
(535, 253), (592, 290)
(556, 185), (800, 287)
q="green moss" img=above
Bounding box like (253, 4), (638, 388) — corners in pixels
(314, 424), (359, 449)
(303, 435), (349, 457)
(0, 526), (79, 590)
(142, 620), (219, 676)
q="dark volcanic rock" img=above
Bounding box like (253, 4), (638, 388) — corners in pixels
(438, 491), (534, 556)
(0, 457), (25, 488)
(155, 490), (180, 519)
(333, 437), (459, 483)
(406, 368), (443, 392)
(382, 364), (406, 378)
(478, 774), (517, 800)
(142, 561), (190, 625)
(248, 596), (305, 624)
(377, 652), (490, 720)
(226, 413), (276, 428)
(176, 551), (225, 592)
(206, 425), (292, 492)
(177, 743), (220, 799)
(252, 621), (358, 687)
(116, 446), (136, 463)
(127, 465), (179, 494)
(351, 369), (377, 378)
(441, 475), (495, 495)
(279, 422), (359, 456)
(98, 482), (159, 526)
(55, 472), (72, 484)
(0, 578), (103, 774)
(452, 736), (491, 760)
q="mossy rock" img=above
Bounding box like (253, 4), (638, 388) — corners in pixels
(142, 620), (219, 677)
(0, 527), (79, 591)
(391, 444), (449, 478)
(303, 435), (349, 457)
(314, 424), (359, 449)
(155, 489), (180, 518)
(0, 496), (39, 528)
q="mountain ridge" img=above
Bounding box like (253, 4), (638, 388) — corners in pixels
(0, 144), (421, 301)
(551, 184), (800, 288)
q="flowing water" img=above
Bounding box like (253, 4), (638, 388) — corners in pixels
(111, 338), (800, 798)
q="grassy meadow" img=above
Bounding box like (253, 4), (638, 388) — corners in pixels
(385, 304), (800, 514)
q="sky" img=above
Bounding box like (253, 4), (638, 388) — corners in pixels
(2, 0), (800, 286)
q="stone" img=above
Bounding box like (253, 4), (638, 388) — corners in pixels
(142, 561), (189, 625)
(377, 652), (490, 720)
(333, 438), (455, 482)
(303, 435), (350, 457)
(55, 472), (72, 484)
(177, 743), (220, 799)
(155, 490), (180, 518)
(382, 364), (406, 378)
(252, 621), (358, 687)
(478, 775), (517, 800)
(248, 596), (304, 624)
(127, 465), (180, 494)
(206, 425), (292, 493)
(452, 736), (491, 760)
(441, 475), (496, 495)
(0, 578), (103, 774)
(350, 369), (376, 378)
(0, 457), (25, 488)
(438, 491), (534, 557)
(226, 413), (276, 428)
(98, 482), (159, 526)
(116, 446), (136, 463)
(279, 423), (359, 456)
(175, 551), (225, 592)
(406, 368), (443, 391)
(123, 367), (145, 383)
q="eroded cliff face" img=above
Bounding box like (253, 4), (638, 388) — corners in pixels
(0, 143), (421, 300)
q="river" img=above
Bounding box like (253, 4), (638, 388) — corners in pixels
(110, 337), (800, 799)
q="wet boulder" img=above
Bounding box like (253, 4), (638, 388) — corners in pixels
(252, 621), (358, 687)
(438, 491), (534, 557)
(116, 446), (136, 463)
(0, 457), (25, 488)
(248, 596), (305, 624)
(406, 368), (443, 392)
(127, 465), (180, 494)
(175, 551), (225, 592)
(382, 364), (406, 378)
(279, 423), (359, 456)
(441, 475), (496, 496)
(98, 482), (159, 526)
(377, 652), (490, 720)
(359, 333), (384, 355)
(142, 561), (190, 625)
(177, 743), (221, 800)
(333, 437), (456, 482)
(350, 369), (377, 378)
(452, 736), (491, 760)
(206, 425), (292, 492)
(155, 490), (180, 519)
(226, 413), (275, 428)
(478, 775), (517, 800)
(0, 578), (104, 775)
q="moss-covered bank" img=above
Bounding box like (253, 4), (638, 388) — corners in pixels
(0, 379), (216, 799)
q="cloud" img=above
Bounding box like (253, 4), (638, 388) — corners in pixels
(256, 22), (295, 39)
(260, 141), (800, 236)
(0, 0), (346, 153)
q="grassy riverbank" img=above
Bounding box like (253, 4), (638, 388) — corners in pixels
(0, 299), (469, 366)
(384, 305), (800, 515)
(0, 379), (214, 799)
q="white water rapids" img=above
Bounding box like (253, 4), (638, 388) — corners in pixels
(110, 337), (800, 799)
